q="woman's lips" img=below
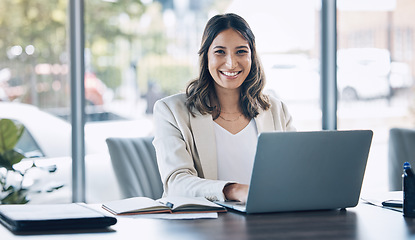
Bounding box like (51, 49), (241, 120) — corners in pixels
(220, 71), (241, 77)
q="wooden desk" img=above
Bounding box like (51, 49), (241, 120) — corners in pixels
(1, 203), (414, 240)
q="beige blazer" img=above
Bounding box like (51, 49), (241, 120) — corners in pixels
(152, 93), (295, 201)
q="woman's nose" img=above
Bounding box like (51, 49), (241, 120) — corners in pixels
(225, 54), (237, 69)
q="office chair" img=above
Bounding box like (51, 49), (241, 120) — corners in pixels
(388, 127), (415, 191)
(106, 137), (163, 199)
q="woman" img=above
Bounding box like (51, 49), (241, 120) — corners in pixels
(152, 13), (295, 203)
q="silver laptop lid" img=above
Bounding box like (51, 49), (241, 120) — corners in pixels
(245, 130), (373, 214)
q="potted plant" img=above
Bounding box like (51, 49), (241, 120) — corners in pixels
(0, 118), (62, 204)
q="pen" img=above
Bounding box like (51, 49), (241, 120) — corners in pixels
(159, 200), (174, 208)
(165, 202), (174, 208)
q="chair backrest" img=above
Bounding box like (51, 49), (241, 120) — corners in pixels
(388, 128), (415, 190)
(106, 137), (163, 199)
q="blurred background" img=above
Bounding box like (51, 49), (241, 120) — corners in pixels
(0, 0), (414, 203)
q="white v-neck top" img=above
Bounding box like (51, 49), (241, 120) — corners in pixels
(214, 119), (258, 185)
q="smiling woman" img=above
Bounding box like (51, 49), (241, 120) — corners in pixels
(152, 13), (296, 204)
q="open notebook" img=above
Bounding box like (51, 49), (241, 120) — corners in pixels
(215, 130), (373, 214)
(102, 196), (226, 215)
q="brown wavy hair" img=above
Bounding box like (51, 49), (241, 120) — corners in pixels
(185, 13), (270, 119)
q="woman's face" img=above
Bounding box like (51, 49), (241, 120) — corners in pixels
(208, 28), (252, 92)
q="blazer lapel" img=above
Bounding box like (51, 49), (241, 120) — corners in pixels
(189, 112), (217, 180)
(255, 108), (275, 133)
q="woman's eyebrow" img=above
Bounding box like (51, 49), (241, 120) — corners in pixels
(213, 45), (249, 50)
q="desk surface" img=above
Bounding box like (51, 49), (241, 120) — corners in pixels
(1, 202), (415, 240)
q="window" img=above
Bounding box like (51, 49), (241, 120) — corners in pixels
(1, 0), (322, 203)
(337, 0), (415, 193)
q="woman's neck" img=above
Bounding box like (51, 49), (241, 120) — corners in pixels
(214, 87), (241, 113)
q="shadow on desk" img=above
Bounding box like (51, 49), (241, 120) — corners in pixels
(211, 209), (358, 240)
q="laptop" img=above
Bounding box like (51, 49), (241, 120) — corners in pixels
(215, 130), (373, 214)
(0, 203), (117, 233)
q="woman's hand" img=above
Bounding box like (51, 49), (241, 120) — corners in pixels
(223, 183), (249, 203)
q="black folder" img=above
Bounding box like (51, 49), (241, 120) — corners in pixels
(0, 203), (117, 233)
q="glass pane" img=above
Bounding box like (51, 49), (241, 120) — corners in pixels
(83, 0), (321, 203)
(1, 0), (322, 204)
(337, 0), (414, 194)
(0, 0), (72, 203)
(228, 0), (321, 131)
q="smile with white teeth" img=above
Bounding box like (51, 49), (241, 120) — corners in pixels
(221, 71), (240, 77)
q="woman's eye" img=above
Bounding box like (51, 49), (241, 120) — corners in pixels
(215, 50), (225, 54)
(237, 50), (248, 54)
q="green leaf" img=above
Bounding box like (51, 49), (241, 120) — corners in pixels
(46, 184), (64, 193)
(1, 188), (29, 204)
(3, 185), (14, 192)
(3, 149), (26, 166)
(0, 153), (14, 170)
(37, 164), (57, 173)
(0, 119), (25, 154)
